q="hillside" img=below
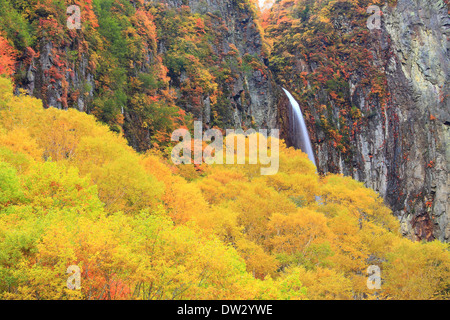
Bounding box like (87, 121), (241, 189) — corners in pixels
(0, 0), (449, 300)
(0, 76), (449, 299)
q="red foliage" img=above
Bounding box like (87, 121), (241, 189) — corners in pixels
(0, 35), (16, 77)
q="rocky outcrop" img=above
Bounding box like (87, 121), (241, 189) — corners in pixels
(374, 0), (449, 241)
(12, 0), (282, 151)
(18, 39), (95, 112)
(272, 0), (449, 242)
(156, 0), (282, 130)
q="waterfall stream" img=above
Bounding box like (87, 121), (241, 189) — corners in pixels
(282, 88), (317, 168)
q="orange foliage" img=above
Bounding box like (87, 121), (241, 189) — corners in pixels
(0, 35), (16, 77)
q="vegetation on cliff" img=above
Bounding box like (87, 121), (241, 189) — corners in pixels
(264, 0), (391, 162)
(0, 0), (190, 151)
(0, 0), (274, 151)
(263, 0), (450, 244)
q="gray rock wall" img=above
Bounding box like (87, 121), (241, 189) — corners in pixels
(381, 0), (449, 241)
(311, 0), (449, 241)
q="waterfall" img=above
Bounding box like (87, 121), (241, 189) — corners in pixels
(282, 88), (317, 168)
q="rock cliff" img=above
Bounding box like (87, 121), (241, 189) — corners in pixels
(9, 0), (282, 152)
(268, 0), (449, 242)
(154, 0), (282, 130)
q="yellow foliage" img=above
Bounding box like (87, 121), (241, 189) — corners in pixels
(290, 266), (354, 300)
(0, 128), (43, 162)
(0, 78), (448, 300)
(383, 239), (450, 300)
(267, 209), (331, 257)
